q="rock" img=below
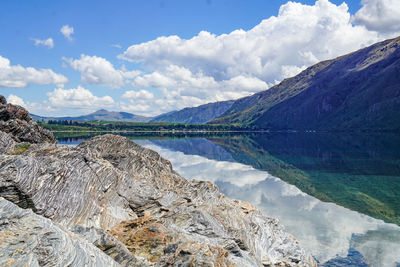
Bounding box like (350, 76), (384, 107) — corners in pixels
(0, 95), (6, 105)
(0, 131), (15, 154)
(0, 197), (120, 267)
(0, 96), (315, 266)
(0, 134), (316, 266)
(0, 95), (56, 144)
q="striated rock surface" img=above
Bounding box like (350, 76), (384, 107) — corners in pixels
(0, 197), (120, 267)
(0, 131), (15, 154)
(0, 134), (316, 266)
(0, 95), (316, 266)
(0, 96), (56, 144)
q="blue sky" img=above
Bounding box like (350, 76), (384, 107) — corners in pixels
(1, 0), (399, 116)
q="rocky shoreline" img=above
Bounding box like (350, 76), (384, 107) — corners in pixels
(0, 96), (316, 266)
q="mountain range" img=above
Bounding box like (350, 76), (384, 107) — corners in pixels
(150, 100), (235, 124)
(210, 36), (400, 131)
(31, 109), (153, 123)
(31, 36), (400, 131)
(31, 100), (235, 124)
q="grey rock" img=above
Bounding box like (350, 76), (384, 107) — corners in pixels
(0, 95), (6, 105)
(0, 95), (56, 144)
(0, 197), (120, 267)
(0, 131), (15, 154)
(0, 134), (316, 266)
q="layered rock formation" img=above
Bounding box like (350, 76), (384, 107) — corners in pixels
(0, 198), (119, 267)
(0, 96), (316, 266)
(0, 96), (56, 143)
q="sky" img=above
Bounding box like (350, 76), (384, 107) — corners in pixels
(1, 0), (400, 117)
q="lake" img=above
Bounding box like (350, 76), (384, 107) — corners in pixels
(57, 132), (400, 266)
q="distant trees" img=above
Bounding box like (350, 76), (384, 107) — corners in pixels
(40, 120), (256, 132)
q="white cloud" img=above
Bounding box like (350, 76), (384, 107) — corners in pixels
(115, 0), (395, 114)
(111, 44), (122, 49)
(32, 38), (54, 49)
(0, 55), (68, 88)
(132, 64), (268, 104)
(122, 90), (154, 100)
(353, 0), (400, 34)
(64, 54), (141, 88)
(5, 95), (56, 114)
(7, 94), (26, 108)
(54, 0), (400, 116)
(47, 86), (114, 109)
(60, 25), (74, 41)
(119, 102), (153, 114)
(120, 90), (156, 115)
(120, 0), (383, 84)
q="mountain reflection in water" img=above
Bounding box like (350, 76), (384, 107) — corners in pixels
(57, 133), (400, 266)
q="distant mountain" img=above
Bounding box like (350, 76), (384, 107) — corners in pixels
(211, 36), (400, 131)
(150, 110), (177, 121)
(151, 100), (235, 124)
(31, 109), (153, 122)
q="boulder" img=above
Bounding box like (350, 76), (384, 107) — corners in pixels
(0, 95), (56, 144)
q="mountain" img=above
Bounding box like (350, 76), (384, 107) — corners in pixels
(211, 36), (400, 131)
(150, 100), (235, 124)
(31, 109), (153, 122)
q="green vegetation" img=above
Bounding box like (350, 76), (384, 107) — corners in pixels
(8, 143), (31, 155)
(39, 120), (256, 132)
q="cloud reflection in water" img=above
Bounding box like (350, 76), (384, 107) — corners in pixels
(137, 140), (400, 266)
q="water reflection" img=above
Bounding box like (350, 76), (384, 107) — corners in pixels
(211, 133), (400, 225)
(135, 138), (400, 266)
(56, 133), (400, 266)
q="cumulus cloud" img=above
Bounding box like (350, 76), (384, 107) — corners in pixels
(58, 0), (400, 116)
(47, 86), (114, 109)
(119, 0), (383, 84)
(120, 90), (156, 115)
(122, 90), (154, 100)
(0, 55), (68, 88)
(32, 38), (54, 49)
(353, 0), (400, 34)
(115, 0), (392, 113)
(125, 64), (268, 115)
(7, 94), (26, 108)
(6, 94), (56, 114)
(61, 25), (74, 40)
(64, 54), (141, 88)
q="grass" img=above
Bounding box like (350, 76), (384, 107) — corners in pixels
(8, 143), (31, 155)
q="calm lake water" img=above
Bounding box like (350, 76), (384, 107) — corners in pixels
(57, 132), (400, 267)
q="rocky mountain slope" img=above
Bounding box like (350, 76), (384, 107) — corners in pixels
(0, 96), (316, 266)
(31, 109), (153, 123)
(211, 36), (400, 131)
(151, 100), (234, 124)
